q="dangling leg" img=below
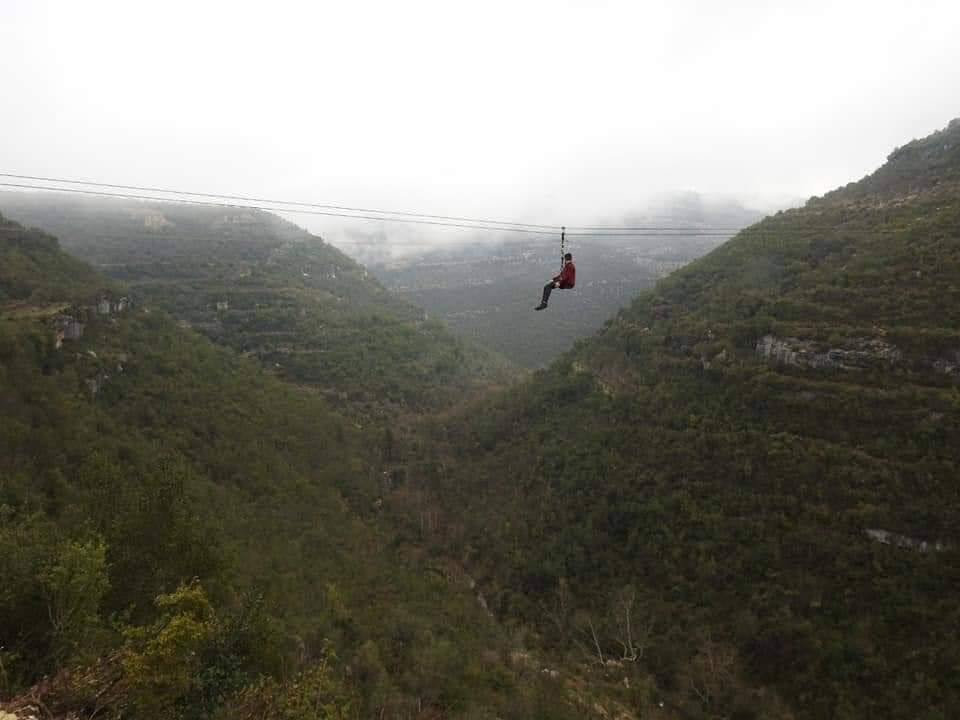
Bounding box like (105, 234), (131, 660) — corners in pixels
(535, 282), (554, 310)
(542, 282), (554, 304)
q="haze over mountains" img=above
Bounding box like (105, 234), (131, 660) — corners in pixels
(2, 117), (959, 720)
(1, 210), (550, 719)
(0, 191), (514, 411)
(402, 118), (960, 718)
(371, 193), (768, 367)
(4, 0), (960, 716)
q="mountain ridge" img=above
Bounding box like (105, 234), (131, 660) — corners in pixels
(3, 118), (959, 719)
(0, 193), (516, 411)
(391, 118), (960, 719)
(0, 212), (575, 720)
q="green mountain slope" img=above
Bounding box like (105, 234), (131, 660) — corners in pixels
(0, 215), (573, 720)
(397, 120), (960, 719)
(0, 195), (514, 411)
(0, 213), (104, 303)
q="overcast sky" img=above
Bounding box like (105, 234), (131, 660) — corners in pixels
(2, 0), (959, 251)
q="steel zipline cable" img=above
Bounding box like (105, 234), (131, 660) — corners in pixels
(0, 172), (563, 231)
(0, 171), (909, 239)
(0, 171), (768, 232)
(0, 180), (742, 239)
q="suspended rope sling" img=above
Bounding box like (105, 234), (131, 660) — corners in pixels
(560, 226), (566, 270)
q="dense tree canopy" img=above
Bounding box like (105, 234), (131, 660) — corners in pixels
(2, 119), (960, 719)
(387, 119), (960, 719)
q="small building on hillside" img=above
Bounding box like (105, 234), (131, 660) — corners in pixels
(97, 297), (111, 315)
(85, 369), (111, 397)
(65, 318), (84, 340)
(215, 300), (229, 311)
(52, 315), (71, 330)
(51, 314), (84, 348)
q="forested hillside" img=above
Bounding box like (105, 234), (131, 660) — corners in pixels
(0, 213), (579, 720)
(0, 195), (514, 411)
(4, 120), (959, 719)
(0, 218), (104, 303)
(387, 120), (960, 718)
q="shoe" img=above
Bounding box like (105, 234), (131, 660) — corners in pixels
(534, 303), (548, 311)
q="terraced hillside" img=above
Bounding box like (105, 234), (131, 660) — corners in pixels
(0, 194), (514, 411)
(0, 212), (577, 720)
(393, 119), (960, 719)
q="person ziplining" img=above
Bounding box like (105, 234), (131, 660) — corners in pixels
(535, 251), (576, 311)
(535, 226), (576, 311)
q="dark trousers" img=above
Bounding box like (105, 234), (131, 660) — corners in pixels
(542, 281), (558, 304)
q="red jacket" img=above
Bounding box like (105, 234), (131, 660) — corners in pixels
(554, 261), (576, 289)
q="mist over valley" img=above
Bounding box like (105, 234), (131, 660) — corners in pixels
(2, 2), (959, 719)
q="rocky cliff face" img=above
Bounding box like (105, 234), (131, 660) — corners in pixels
(755, 335), (960, 378)
(932, 351), (960, 376)
(755, 334), (902, 371)
(864, 528), (951, 553)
